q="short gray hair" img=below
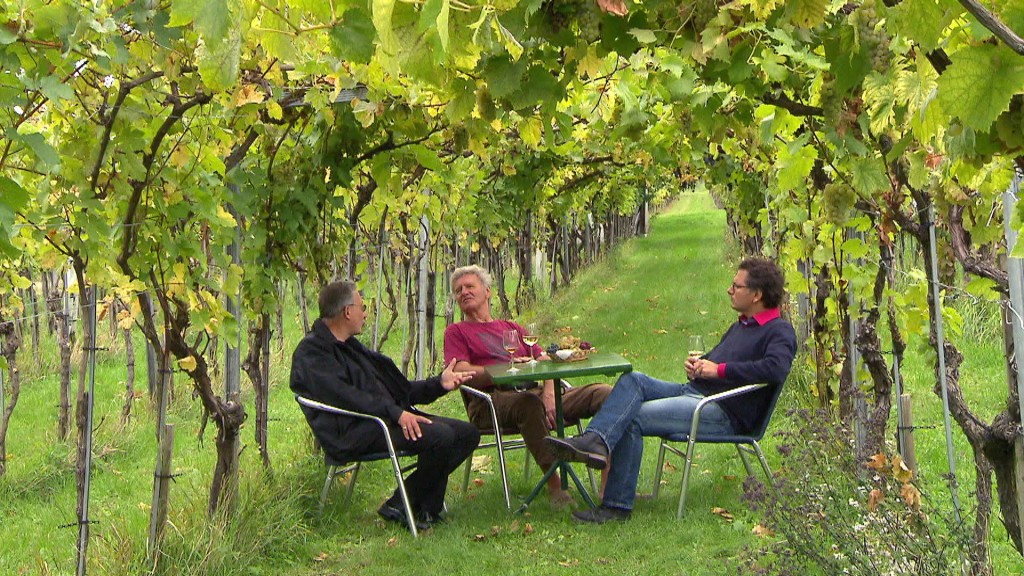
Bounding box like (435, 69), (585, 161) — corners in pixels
(318, 279), (357, 319)
(450, 265), (492, 291)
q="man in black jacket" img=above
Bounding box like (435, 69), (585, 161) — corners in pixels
(290, 280), (480, 530)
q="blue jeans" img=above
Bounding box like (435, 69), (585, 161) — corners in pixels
(586, 371), (734, 511)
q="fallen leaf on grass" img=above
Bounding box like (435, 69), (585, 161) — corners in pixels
(752, 524), (773, 538)
(722, 474), (737, 481)
(654, 329), (668, 334)
(558, 559), (580, 567)
(473, 534), (488, 542)
(472, 478), (485, 487)
(662, 461), (677, 472)
(313, 552), (328, 562)
(711, 507), (734, 522)
(386, 536), (399, 547)
(523, 522), (534, 535)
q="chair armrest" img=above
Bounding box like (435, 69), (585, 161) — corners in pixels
(295, 394), (399, 452)
(688, 384), (769, 439)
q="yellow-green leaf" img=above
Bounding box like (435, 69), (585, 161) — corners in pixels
(520, 117), (543, 148)
(179, 356), (197, 371)
(937, 44), (1024, 132)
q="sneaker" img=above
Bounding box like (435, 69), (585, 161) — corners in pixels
(378, 501), (430, 531)
(544, 432), (609, 470)
(572, 505), (632, 524)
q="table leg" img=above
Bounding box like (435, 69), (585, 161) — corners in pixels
(514, 379), (597, 513)
(554, 379), (567, 491)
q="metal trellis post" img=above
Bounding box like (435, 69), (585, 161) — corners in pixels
(927, 204), (963, 524)
(1001, 169), (1024, 549)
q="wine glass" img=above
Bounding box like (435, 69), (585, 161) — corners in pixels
(688, 335), (706, 362)
(502, 329), (520, 373)
(522, 323), (539, 365)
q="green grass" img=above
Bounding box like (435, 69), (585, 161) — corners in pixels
(2, 190), (1023, 574)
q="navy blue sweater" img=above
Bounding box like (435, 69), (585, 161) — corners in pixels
(690, 315), (797, 433)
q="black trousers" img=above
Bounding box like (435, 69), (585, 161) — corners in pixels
(359, 413), (480, 515)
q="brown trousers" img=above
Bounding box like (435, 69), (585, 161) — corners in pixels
(465, 383), (612, 471)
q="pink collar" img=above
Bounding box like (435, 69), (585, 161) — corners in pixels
(739, 308), (780, 326)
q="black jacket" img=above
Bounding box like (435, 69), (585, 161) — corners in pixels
(289, 319), (447, 460)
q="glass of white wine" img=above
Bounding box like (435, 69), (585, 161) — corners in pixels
(688, 335), (706, 363)
(503, 329), (520, 373)
(522, 323), (539, 365)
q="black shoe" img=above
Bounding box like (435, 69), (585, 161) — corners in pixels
(572, 505), (632, 524)
(378, 501), (430, 532)
(544, 432), (609, 470)
(416, 510), (447, 526)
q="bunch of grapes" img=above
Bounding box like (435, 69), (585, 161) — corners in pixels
(576, 1), (602, 42)
(822, 181), (857, 225)
(543, 0), (578, 33)
(851, 0), (891, 74)
(543, 0), (599, 40)
(994, 96), (1024, 151)
(818, 73), (843, 126)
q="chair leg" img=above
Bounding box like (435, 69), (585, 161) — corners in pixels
(386, 453), (418, 538)
(522, 448), (531, 486)
(736, 444), (756, 478)
(652, 440), (668, 499)
(319, 465), (339, 514)
(462, 452), (473, 494)
(344, 462), (362, 505)
(494, 432), (513, 510)
(750, 441), (774, 484)
(677, 438), (699, 519)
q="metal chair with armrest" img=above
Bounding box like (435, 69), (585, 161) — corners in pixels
(651, 382), (783, 518)
(294, 394), (421, 537)
(459, 380), (597, 509)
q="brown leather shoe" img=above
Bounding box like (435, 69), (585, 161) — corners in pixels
(544, 432), (608, 469)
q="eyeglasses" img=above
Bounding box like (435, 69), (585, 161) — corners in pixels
(345, 303), (368, 312)
(730, 282), (749, 291)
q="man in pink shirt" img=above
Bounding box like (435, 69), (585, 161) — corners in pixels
(444, 265), (611, 507)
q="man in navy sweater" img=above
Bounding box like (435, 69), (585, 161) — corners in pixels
(545, 258), (797, 523)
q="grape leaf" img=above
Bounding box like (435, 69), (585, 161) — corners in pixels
(197, 25), (241, 91)
(849, 155), (888, 197)
(774, 136), (816, 192)
(786, 0), (828, 29)
(330, 8), (375, 65)
(372, 0), (399, 56)
(482, 55), (527, 99)
(890, 0), (959, 53)
(444, 78), (475, 121)
(39, 75), (74, 102)
(7, 130), (60, 169)
(169, 0), (230, 40)
(420, 0), (450, 53)
(822, 26), (871, 95)
(937, 44), (1024, 132)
